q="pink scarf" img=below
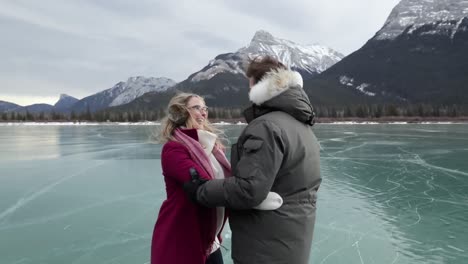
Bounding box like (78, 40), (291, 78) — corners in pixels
(173, 128), (231, 179)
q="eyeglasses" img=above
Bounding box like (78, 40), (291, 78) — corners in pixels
(188, 105), (209, 112)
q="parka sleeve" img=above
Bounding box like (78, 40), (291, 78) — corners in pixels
(161, 141), (211, 183)
(196, 120), (284, 209)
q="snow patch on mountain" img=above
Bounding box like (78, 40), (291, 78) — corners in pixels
(376, 0), (468, 40)
(109, 76), (176, 106)
(340, 76), (376, 96)
(339, 76), (355, 87)
(191, 58), (244, 82)
(356, 83), (376, 96)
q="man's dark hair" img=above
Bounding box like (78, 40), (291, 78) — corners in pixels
(246, 56), (286, 85)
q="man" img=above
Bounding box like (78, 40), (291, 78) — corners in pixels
(185, 56), (321, 264)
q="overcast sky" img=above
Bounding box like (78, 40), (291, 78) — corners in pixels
(0, 0), (400, 106)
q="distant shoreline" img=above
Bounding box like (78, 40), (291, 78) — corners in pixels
(1, 116), (468, 125)
(211, 116), (468, 124)
(313, 116), (468, 123)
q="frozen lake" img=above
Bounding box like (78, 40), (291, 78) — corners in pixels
(0, 123), (467, 263)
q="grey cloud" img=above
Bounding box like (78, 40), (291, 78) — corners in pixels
(222, 0), (314, 31)
(0, 0), (401, 105)
(183, 30), (239, 50)
(221, 0), (400, 54)
(83, 0), (173, 18)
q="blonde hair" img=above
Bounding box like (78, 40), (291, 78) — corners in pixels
(156, 93), (226, 149)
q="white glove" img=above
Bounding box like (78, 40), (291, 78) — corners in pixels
(253, 192), (283, 210)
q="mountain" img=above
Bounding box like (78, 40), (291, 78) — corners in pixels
(0, 100), (55, 114)
(54, 94), (79, 113)
(71, 76), (176, 113)
(1, 95), (78, 114)
(0, 100), (21, 112)
(24, 104), (54, 113)
(2, 103), (54, 114)
(118, 30), (344, 110)
(307, 0), (468, 106)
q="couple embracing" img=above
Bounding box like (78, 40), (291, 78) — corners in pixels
(151, 56), (321, 264)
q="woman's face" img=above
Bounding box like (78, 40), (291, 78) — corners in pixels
(186, 96), (208, 129)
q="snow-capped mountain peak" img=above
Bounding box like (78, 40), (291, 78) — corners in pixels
(242, 30), (344, 73)
(69, 76), (177, 113)
(375, 0), (468, 40)
(189, 30), (344, 83)
(108, 76), (176, 107)
(250, 30), (277, 45)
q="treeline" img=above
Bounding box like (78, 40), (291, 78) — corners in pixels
(1, 104), (467, 122)
(1, 111), (69, 122)
(0, 109), (165, 122)
(0, 107), (245, 122)
(314, 104), (468, 118)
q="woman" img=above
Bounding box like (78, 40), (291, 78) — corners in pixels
(151, 93), (229, 264)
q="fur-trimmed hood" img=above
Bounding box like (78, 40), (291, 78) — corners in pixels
(245, 68), (315, 125)
(249, 68), (303, 105)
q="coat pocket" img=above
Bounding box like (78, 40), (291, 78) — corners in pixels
(243, 139), (264, 153)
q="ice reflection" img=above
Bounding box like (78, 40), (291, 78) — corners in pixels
(0, 126), (60, 160)
(55, 126), (162, 160)
(313, 124), (468, 264)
